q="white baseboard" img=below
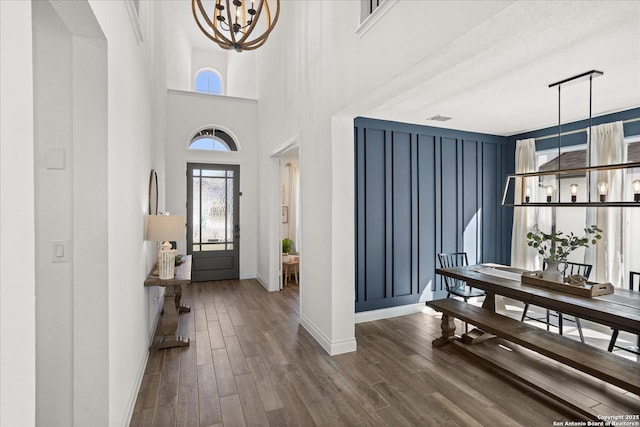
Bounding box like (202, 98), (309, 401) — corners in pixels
(121, 344), (150, 426)
(300, 314), (357, 356)
(255, 273), (270, 291)
(240, 271), (256, 280)
(355, 303), (426, 323)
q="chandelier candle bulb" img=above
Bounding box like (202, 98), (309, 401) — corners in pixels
(525, 186), (532, 204)
(546, 185), (554, 203)
(633, 179), (640, 202)
(598, 181), (609, 202)
(570, 183), (578, 203)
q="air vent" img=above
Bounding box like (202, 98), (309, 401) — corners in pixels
(427, 115), (452, 122)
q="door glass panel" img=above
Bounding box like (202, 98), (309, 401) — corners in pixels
(202, 177), (226, 243)
(203, 169), (226, 177)
(192, 177), (201, 243)
(227, 177), (234, 243)
(202, 243), (226, 251)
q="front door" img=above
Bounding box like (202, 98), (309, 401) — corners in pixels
(187, 163), (240, 281)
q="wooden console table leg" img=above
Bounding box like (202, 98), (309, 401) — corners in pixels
(432, 313), (456, 347)
(173, 285), (191, 313)
(154, 284), (189, 350)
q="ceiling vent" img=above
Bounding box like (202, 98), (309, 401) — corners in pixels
(427, 115), (452, 122)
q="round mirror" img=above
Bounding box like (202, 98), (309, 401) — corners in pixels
(148, 169), (158, 215)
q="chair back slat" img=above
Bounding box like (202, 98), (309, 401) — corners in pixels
(564, 262), (592, 279)
(437, 253), (468, 291)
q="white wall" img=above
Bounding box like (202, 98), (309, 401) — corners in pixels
(254, 0), (516, 355)
(0, 1), (36, 425)
(32, 3), (75, 423)
(167, 17), (192, 91)
(87, 1), (168, 423)
(227, 51), (257, 99)
(166, 90), (259, 280)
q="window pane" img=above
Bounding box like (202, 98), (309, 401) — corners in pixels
(212, 138), (230, 151)
(195, 72), (210, 93)
(189, 138), (213, 150)
(188, 135), (230, 152)
(201, 177), (227, 243)
(207, 73), (222, 94)
(192, 177), (201, 243)
(194, 70), (223, 95)
(227, 177), (234, 243)
(202, 170), (225, 177)
(202, 243), (226, 251)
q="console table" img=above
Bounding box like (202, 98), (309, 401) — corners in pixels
(144, 255), (192, 350)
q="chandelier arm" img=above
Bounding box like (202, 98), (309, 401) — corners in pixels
(192, 0), (233, 48)
(236, 0), (266, 44)
(241, 0), (279, 46)
(225, 1), (238, 45)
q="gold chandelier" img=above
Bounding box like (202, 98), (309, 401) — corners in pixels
(192, 0), (280, 52)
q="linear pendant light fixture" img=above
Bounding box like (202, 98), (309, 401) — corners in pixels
(502, 70), (640, 207)
(192, 0), (280, 52)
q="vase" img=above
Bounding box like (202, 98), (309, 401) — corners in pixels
(542, 259), (564, 283)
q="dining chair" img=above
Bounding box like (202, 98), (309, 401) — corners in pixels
(607, 271), (640, 355)
(521, 261), (592, 343)
(437, 253), (485, 333)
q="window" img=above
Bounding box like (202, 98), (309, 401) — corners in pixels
(194, 69), (223, 95)
(535, 134), (640, 285)
(357, 0), (399, 36)
(189, 128), (238, 152)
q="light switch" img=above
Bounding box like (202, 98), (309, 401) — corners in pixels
(52, 240), (70, 262)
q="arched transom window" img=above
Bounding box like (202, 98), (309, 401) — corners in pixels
(194, 69), (223, 95)
(189, 128), (238, 152)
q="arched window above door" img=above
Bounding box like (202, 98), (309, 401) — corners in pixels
(189, 128), (238, 152)
(194, 69), (223, 95)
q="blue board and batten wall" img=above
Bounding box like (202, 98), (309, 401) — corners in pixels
(354, 108), (640, 313)
(354, 117), (513, 312)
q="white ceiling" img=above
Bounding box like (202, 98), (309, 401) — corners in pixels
(174, 1), (640, 137)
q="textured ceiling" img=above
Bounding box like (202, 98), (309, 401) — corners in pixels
(356, 1), (640, 136)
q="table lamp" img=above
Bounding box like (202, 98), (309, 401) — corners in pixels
(146, 215), (185, 279)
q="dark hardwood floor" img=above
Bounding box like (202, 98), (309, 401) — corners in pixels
(130, 280), (638, 426)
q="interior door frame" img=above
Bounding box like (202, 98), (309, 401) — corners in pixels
(270, 135), (302, 292)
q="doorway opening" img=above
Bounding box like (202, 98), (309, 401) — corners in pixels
(281, 148), (300, 289)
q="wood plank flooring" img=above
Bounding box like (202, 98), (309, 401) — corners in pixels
(130, 280), (638, 426)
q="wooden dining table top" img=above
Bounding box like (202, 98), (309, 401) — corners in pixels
(436, 263), (640, 335)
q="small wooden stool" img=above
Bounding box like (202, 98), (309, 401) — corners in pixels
(283, 259), (299, 287)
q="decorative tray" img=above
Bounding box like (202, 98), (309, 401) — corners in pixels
(521, 271), (614, 297)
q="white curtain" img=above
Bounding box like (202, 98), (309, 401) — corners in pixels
(586, 121), (626, 286)
(511, 138), (539, 270)
(288, 163), (300, 253)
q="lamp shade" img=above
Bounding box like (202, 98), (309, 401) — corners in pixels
(146, 215), (185, 242)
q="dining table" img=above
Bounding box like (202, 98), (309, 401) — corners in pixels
(435, 263), (640, 336)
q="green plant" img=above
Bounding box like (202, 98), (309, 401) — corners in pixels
(282, 238), (293, 254)
(526, 225), (602, 261)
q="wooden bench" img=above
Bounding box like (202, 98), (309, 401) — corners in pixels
(426, 298), (639, 418)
